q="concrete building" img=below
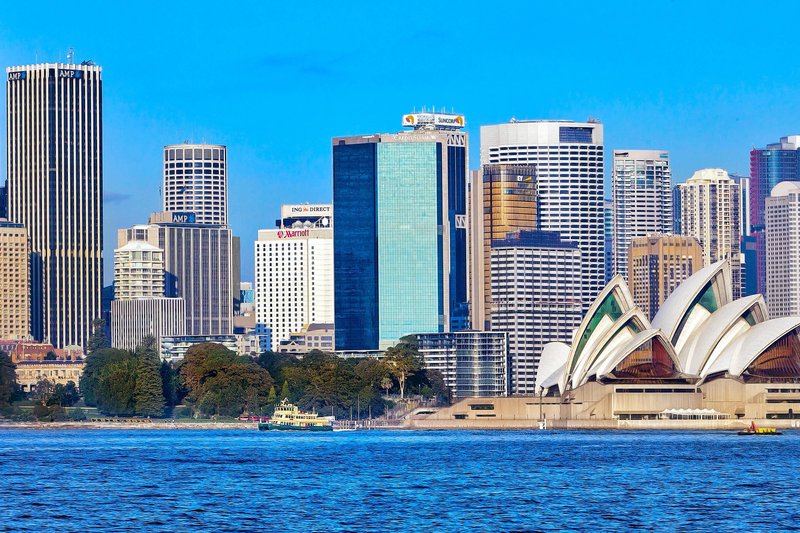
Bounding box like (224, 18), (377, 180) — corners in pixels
(111, 298), (186, 353)
(333, 112), (468, 350)
(277, 323), (335, 354)
(113, 241), (165, 299)
(489, 230), (583, 395)
(750, 136), (800, 295)
(118, 213), (233, 336)
(612, 150), (672, 280)
(0, 221), (29, 340)
(255, 205), (334, 351)
(628, 234), (703, 320)
(15, 360), (85, 393)
(480, 119), (604, 311)
(677, 169), (741, 299)
(6, 62), (103, 348)
(765, 182), (800, 318)
(417, 331), (509, 398)
(163, 144), (227, 226)
(160, 335), (238, 363)
(468, 164), (537, 331)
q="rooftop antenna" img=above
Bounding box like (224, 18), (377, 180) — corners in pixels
(67, 47), (74, 65)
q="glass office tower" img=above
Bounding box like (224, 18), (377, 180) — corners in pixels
(333, 113), (468, 350)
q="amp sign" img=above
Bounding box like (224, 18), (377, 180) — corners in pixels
(172, 212), (196, 224)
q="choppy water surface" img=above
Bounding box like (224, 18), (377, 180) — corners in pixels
(1, 429), (798, 531)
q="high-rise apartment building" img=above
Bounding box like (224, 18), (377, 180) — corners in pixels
(0, 221), (30, 339)
(750, 136), (800, 295)
(118, 213), (232, 336)
(611, 150), (672, 280)
(765, 181), (800, 317)
(255, 204), (334, 351)
(480, 120), (604, 311)
(731, 174), (753, 296)
(628, 234), (703, 320)
(677, 169), (741, 298)
(6, 62), (103, 348)
(333, 113), (468, 350)
(490, 230), (583, 395)
(113, 241), (165, 299)
(468, 164), (537, 330)
(163, 144), (227, 225)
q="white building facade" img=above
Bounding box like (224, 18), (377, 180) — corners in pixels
(489, 231), (583, 395)
(113, 241), (165, 299)
(677, 169), (742, 299)
(480, 120), (604, 311)
(612, 150), (672, 280)
(163, 144), (227, 225)
(111, 298), (186, 353)
(255, 209), (334, 351)
(765, 181), (800, 318)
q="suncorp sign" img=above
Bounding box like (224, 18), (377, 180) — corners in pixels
(402, 113), (465, 129)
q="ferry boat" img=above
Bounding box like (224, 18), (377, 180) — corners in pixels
(258, 399), (333, 431)
(737, 421), (782, 436)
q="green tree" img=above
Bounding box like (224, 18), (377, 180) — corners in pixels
(86, 318), (110, 354)
(96, 357), (138, 416)
(50, 381), (80, 407)
(80, 348), (130, 406)
(134, 338), (166, 417)
(0, 351), (16, 406)
(425, 369), (452, 405)
(179, 343), (273, 417)
(267, 385), (277, 404)
(280, 380), (290, 401)
(383, 344), (422, 400)
(31, 379), (55, 406)
(44, 351), (58, 361)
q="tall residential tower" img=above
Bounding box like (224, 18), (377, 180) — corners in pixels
(6, 62), (103, 348)
(611, 150), (672, 280)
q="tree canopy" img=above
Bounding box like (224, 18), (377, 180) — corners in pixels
(0, 351), (16, 407)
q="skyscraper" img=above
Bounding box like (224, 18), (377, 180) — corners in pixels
(6, 62), (103, 348)
(333, 112), (468, 350)
(118, 213), (232, 336)
(0, 221), (30, 339)
(163, 144), (227, 225)
(255, 204), (334, 351)
(628, 234), (703, 320)
(750, 136), (800, 295)
(480, 120), (604, 311)
(468, 164), (537, 330)
(765, 181), (800, 317)
(677, 169), (741, 298)
(611, 150), (672, 280)
(490, 230), (583, 395)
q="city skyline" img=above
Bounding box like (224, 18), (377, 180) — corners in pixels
(3, 3), (800, 282)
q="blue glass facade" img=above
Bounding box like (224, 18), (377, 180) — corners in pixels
(333, 142), (380, 350)
(377, 142), (443, 347)
(333, 133), (468, 350)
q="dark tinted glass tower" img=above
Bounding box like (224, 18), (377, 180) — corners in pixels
(6, 62), (103, 348)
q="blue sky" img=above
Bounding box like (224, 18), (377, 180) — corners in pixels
(2, 1), (800, 282)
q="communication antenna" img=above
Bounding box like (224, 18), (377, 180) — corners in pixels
(67, 47), (74, 64)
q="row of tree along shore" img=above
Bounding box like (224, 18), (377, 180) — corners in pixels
(0, 335), (451, 422)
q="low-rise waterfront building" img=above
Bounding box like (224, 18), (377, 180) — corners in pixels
(277, 323), (335, 354)
(417, 331), (509, 398)
(15, 360), (85, 393)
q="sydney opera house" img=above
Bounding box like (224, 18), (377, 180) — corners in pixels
(412, 261), (800, 429)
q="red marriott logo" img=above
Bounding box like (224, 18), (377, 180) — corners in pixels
(277, 229), (310, 239)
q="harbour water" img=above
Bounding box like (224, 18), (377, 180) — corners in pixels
(1, 429), (798, 531)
